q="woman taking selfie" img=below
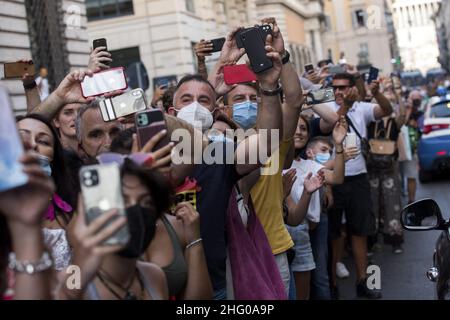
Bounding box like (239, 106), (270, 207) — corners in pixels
(58, 160), (171, 300)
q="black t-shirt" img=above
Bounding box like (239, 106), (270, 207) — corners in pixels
(192, 141), (240, 292)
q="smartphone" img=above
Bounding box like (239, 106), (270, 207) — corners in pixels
(240, 27), (272, 74)
(100, 88), (148, 122)
(210, 37), (226, 53)
(135, 109), (170, 151)
(79, 163), (129, 246)
(344, 132), (357, 149)
(93, 38), (107, 51)
(0, 88), (28, 192)
(367, 66), (379, 84)
(328, 65), (345, 74)
(223, 64), (257, 85)
(236, 24), (272, 48)
(3, 61), (36, 79)
(306, 88), (335, 105)
(81, 67), (128, 98)
(305, 64), (314, 73)
(93, 38), (110, 66)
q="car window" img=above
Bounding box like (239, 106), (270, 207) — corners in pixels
(430, 101), (450, 118)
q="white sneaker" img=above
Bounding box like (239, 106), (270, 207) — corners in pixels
(336, 262), (350, 278)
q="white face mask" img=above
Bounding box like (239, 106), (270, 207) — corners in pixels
(176, 101), (213, 132)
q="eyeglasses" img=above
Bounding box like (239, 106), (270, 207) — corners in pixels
(97, 152), (154, 168)
(332, 85), (349, 91)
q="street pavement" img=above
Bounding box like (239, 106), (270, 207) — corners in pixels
(338, 175), (450, 300)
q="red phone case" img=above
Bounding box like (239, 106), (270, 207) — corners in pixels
(80, 67), (128, 98)
(223, 64), (257, 85)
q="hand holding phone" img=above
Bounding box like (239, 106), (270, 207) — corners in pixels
(239, 27), (273, 74)
(210, 38), (226, 53)
(81, 67), (128, 98)
(79, 163), (129, 246)
(305, 64), (314, 73)
(367, 66), (379, 84)
(135, 109), (170, 152)
(344, 132), (357, 149)
(92, 38), (111, 67)
(3, 61), (36, 79)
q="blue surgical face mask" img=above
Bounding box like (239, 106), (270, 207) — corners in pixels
(315, 152), (331, 165)
(232, 101), (258, 130)
(37, 154), (52, 176)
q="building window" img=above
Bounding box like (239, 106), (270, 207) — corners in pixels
(86, 0), (134, 22)
(109, 46), (140, 70)
(353, 9), (366, 28)
(186, 0), (195, 13)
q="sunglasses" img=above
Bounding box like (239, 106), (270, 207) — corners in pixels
(97, 152), (154, 168)
(332, 85), (349, 91)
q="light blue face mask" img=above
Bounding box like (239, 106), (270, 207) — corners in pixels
(315, 152), (331, 165)
(232, 101), (258, 130)
(37, 154), (52, 176)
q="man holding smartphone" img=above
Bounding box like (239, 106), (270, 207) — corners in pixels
(328, 73), (393, 299)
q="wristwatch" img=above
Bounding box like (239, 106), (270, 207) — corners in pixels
(259, 82), (283, 96)
(23, 80), (37, 90)
(282, 50), (290, 65)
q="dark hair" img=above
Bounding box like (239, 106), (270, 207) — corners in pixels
(16, 114), (76, 208)
(175, 74), (216, 97)
(333, 73), (355, 87)
(110, 127), (136, 154)
(295, 114), (311, 159)
(317, 59), (330, 68)
(162, 86), (177, 113)
(306, 136), (333, 151)
(224, 82), (259, 105)
(121, 160), (173, 217)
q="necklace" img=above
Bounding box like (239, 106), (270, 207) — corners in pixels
(97, 268), (143, 300)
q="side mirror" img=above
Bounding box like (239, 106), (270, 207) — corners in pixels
(401, 199), (445, 231)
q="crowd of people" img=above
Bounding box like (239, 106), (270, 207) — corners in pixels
(1, 17), (448, 301)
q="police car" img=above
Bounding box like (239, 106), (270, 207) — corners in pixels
(418, 94), (450, 182)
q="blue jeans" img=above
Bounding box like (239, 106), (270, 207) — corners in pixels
(309, 213), (331, 300)
(213, 287), (227, 300)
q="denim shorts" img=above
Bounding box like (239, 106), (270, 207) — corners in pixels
(286, 222), (316, 272)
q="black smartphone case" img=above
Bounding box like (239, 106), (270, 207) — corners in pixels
(236, 25), (272, 48)
(210, 38), (226, 53)
(240, 28), (273, 74)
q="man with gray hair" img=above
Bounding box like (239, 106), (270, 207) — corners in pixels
(75, 100), (123, 162)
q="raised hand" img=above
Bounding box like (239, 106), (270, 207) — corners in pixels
(131, 131), (174, 169)
(0, 152), (55, 226)
(174, 202), (201, 244)
(303, 172), (324, 194)
(332, 116), (348, 145)
(87, 47), (112, 72)
(256, 34), (282, 89)
(53, 69), (95, 105)
(282, 168), (297, 199)
(219, 27), (246, 65)
(343, 87), (359, 108)
(370, 79), (381, 96)
(260, 17), (285, 55)
(344, 146), (359, 161)
(194, 40), (213, 59)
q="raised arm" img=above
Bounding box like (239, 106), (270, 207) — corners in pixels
(31, 69), (95, 120)
(371, 80), (393, 120)
(323, 116), (346, 185)
(194, 40), (213, 80)
(312, 103), (339, 134)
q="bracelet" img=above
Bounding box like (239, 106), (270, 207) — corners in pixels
(259, 82), (282, 96)
(23, 80), (37, 90)
(186, 238), (202, 250)
(8, 251), (53, 274)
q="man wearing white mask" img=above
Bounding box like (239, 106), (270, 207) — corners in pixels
(168, 26), (284, 300)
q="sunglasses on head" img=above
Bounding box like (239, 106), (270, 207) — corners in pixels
(97, 152), (154, 168)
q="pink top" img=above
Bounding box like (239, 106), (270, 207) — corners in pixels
(45, 193), (73, 221)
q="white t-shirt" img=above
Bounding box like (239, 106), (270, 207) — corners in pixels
(330, 101), (376, 176)
(36, 76), (49, 101)
(284, 159), (323, 223)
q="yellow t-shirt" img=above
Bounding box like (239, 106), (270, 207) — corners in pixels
(250, 140), (293, 255)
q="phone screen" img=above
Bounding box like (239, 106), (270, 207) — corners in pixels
(81, 68), (127, 97)
(367, 67), (379, 84)
(0, 87), (28, 192)
(305, 64), (314, 73)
